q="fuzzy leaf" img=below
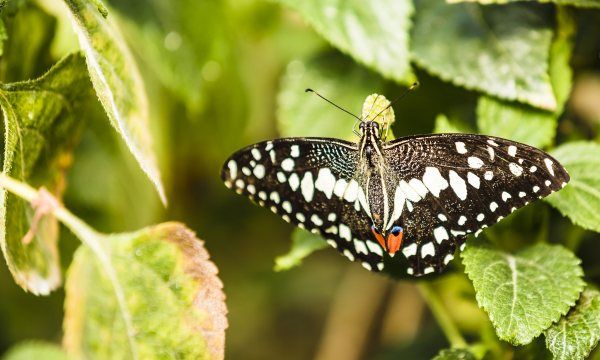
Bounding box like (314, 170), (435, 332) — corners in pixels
(462, 238), (584, 345)
(476, 96), (556, 149)
(64, 222), (227, 360)
(62, 0), (166, 204)
(412, 0), (556, 110)
(278, 0), (415, 84)
(277, 56), (384, 140)
(274, 229), (327, 271)
(545, 287), (600, 360)
(448, 0), (600, 9)
(2, 341), (69, 360)
(432, 348), (476, 360)
(546, 142), (600, 233)
(0, 53), (90, 294)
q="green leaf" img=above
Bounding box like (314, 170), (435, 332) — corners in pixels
(278, 0), (415, 84)
(447, 0), (600, 9)
(62, 0), (166, 204)
(462, 238), (584, 345)
(0, 19), (6, 56)
(411, 1), (556, 110)
(432, 348), (476, 360)
(64, 222), (227, 360)
(546, 142), (600, 233)
(277, 55), (384, 139)
(2, 341), (69, 360)
(550, 7), (576, 114)
(476, 96), (556, 148)
(545, 287), (600, 360)
(433, 114), (472, 134)
(0, 53), (90, 294)
(274, 228), (327, 271)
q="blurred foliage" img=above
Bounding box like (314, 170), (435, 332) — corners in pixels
(0, 0), (598, 359)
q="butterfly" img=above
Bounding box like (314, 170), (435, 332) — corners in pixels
(221, 92), (569, 276)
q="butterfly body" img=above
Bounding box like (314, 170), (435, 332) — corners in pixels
(222, 98), (569, 277)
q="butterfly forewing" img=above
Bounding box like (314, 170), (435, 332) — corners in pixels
(382, 134), (569, 275)
(221, 138), (386, 271)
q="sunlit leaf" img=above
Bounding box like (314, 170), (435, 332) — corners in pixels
(0, 19), (6, 56)
(62, 0), (166, 204)
(476, 97), (556, 148)
(432, 348), (476, 360)
(546, 142), (600, 233)
(278, 55), (384, 139)
(64, 222), (227, 360)
(274, 228), (327, 271)
(433, 114), (471, 134)
(462, 238), (584, 345)
(550, 7), (576, 114)
(545, 287), (600, 360)
(278, 0), (415, 84)
(0, 53), (90, 295)
(2, 341), (69, 360)
(412, 0), (556, 110)
(448, 0), (600, 9)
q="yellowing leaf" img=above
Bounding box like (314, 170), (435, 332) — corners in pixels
(0, 53), (90, 294)
(64, 222), (227, 360)
(62, 0), (166, 204)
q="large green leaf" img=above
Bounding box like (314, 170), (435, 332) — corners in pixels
(462, 238), (584, 345)
(546, 142), (600, 233)
(545, 287), (600, 360)
(278, 0), (415, 84)
(0, 53), (90, 294)
(61, 0), (166, 204)
(274, 228), (327, 271)
(277, 55), (384, 139)
(411, 0), (556, 110)
(475, 9), (575, 149)
(448, 0), (600, 9)
(64, 222), (227, 360)
(476, 96), (556, 148)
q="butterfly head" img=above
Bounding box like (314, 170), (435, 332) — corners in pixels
(370, 224), (404, 256)
(359, 121), (381, 139)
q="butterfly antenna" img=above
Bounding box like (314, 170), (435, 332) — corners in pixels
(305, 88), (362, 121)
(369, 82), (419, 121)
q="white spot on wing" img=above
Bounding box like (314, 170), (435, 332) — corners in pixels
(490, 201), (498, 211)
(333, 178), (348, 198)
(509, 163), (523, 176)
(519, 191), (526, 198)
(544, 158), (555, 176)
(487, 146), (495, 160)
(449, 170), (468, 200)
(409, 178), (429, 198)
(402, 243), (417, 257)
(277, 172), (286, 183)
(343, 249), (355, 261)
(421, 242), (435, 258)
(315, 168), (336, 199)
(455, 142), (467, 154)
(251, 148), (261, 160)
(281, 158), (294, 172)
(484, 171), (494, 181)
(253, 164), (265, 179)
(467, 172), (480, 189)
(533, 186), (540, 193)
(361, 262), (372, 271)
(290, 145), (300, 158)
(344, 180), (359, 202)
(227, 160), (237, 179)
(477, 213), (485, 221)
(282, 201), (292, 213)
(508, 145), (517, 157)
(366, 240), (383, 256)
(467, 157), (484, 169)
(326, 239), (337, 248)
(502, 191), (511, 201)
(422, 167), (449, 197)
(288, 173), (299, 191)
(438, 214), (447, 222)
(339, 224), (351, 241)
(301, 172), (315, 202)
(270, 192), (280, 203)
(423, 266), (435, 275)
(433, 226), (449, 244)
(311, 214), (323, 226)
(354, 240), (368, 255)
(400, 180), (421, 202)
(458, 216), (467, 225)
(443, 254), (454, 265)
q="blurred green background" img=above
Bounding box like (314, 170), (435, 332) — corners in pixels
(0, 0), (599, 359)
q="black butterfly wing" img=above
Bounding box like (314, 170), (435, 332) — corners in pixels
(383, 134), (569, 276)
(221, 138), (386, 271)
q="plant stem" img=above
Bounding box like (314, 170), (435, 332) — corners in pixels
(0, 173), (139, 359)
(417, 282), (467, 349)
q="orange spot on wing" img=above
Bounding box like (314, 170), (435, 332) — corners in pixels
(371, 227), (387, 250)
(386, 231), (403, 256)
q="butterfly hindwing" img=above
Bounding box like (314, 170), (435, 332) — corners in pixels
(382, 134), (569, 275)
(221, 138), (386, 271)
